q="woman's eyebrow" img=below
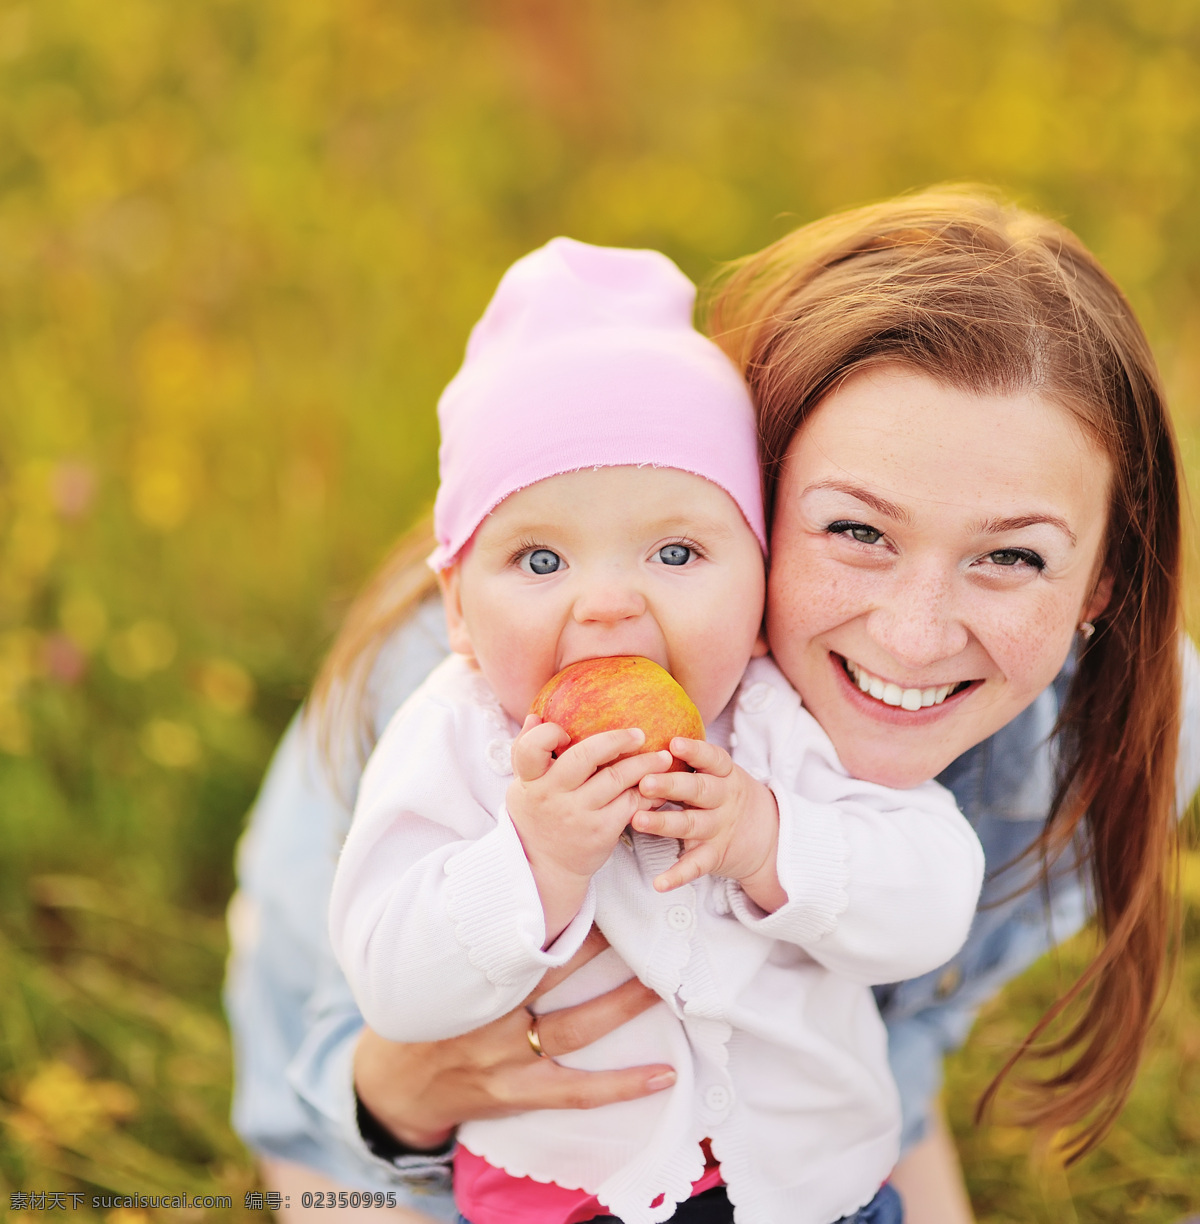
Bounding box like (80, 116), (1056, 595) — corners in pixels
(804, 480), (911, 524)
(976, 513), (1077, 545)
(804, 482), (1078, 545)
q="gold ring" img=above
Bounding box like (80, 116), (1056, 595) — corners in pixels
(526, 1012), (548, 1059)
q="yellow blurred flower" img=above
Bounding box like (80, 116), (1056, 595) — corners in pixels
(131, 461), (193, 532)
(140, 718), (201, 769)
(129, 429), (204, 533)
(107, 619), (177, 679)
(196, 657), (255, 716)
(137, 320), (208, 422)
(16, 1060), (137, 1147)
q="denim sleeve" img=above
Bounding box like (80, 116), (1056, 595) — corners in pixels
(223, 599), (459, 1217)
(881, 634), (1200, 1153)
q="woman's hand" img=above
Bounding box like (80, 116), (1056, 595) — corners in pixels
(353, 926), (675, 1152)
(634, 737), (785, 912)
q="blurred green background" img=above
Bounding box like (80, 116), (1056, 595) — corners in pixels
(0, 0), (1198, 1220)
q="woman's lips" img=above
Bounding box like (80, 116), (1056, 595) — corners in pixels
(833, 653), (978, 717)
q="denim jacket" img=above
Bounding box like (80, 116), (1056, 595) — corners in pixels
(223, 600), (1199, 1215)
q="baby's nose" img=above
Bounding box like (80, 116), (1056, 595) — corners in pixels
(573, 581), (647, 624)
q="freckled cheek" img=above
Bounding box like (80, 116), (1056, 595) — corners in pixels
(768, 556), (870, 643)
(972, 591), (1077, 691)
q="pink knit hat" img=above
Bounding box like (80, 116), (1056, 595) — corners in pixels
(430, 237), (766, 570)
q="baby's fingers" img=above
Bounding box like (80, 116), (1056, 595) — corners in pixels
(584, 749), (674, 809)
(668, 737), (732, 777)
(512, 719), (571, 782)
(639, 767), (727, 810)
(652, 843), (720, 893)
(553, 728), (647, 789)
(631, 806), (715, 841)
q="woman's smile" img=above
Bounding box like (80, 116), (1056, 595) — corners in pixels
(837, 654), (977, 712)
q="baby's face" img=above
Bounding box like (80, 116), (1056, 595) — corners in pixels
(440, 466), (766, 726)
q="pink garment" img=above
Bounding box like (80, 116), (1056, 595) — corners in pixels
(453, 1144), (724, 1224)
(429, 237), (766, 570)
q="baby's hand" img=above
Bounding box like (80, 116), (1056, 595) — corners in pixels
(633, 739), (786, 912)
(508, 716), (672, 942)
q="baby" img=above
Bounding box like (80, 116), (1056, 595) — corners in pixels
(329, 238), (984, 1224)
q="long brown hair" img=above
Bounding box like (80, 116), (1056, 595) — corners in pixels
(309, 513), (438, 786)
(705, 185), (1183, 1158)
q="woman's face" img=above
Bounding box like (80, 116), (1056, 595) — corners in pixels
(767, 364), (1114, 789)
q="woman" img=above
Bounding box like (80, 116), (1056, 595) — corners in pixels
(224, 188), (1200, 1223)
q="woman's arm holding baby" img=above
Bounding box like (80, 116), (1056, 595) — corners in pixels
(354, 927), (677, 1153)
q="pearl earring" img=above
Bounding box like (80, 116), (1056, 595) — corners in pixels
(1079, 621), (1096, 640)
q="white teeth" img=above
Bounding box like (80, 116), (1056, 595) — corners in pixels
(845, 659), (963, 711)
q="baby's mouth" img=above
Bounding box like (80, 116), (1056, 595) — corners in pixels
(842, 656), (974, 711)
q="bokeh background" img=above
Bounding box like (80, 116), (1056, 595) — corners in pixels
(1, 0), (1198, 1220)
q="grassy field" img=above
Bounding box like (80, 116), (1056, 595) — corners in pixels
(0, 1), (1198, 1219)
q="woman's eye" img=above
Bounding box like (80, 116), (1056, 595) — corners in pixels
(829, 520), (883, 545)
(987, 548), (1045, 570)
(656, 544), (693, 566)
(523, 548), (562, 575)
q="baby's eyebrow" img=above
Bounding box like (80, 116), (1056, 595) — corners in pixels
(646, 513), (739, 539)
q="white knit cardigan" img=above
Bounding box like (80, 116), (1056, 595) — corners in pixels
(330, 655), (984, 1224)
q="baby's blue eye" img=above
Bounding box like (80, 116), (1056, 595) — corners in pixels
(657, 544), (692, 566)
(525, 549), (562, 575)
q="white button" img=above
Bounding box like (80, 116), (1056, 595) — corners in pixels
(485, 738), (513, 776)
(704, 1085), (731, 1113)
(738, 682), (774, 714)
(665, 905), (693, 931)
(709, 881), (732, 916)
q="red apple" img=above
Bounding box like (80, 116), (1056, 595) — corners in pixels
(530, 656), (704, 771)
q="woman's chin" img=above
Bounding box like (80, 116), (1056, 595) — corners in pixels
(840, 752), (945, 791)
(817, 652), (988, 787)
